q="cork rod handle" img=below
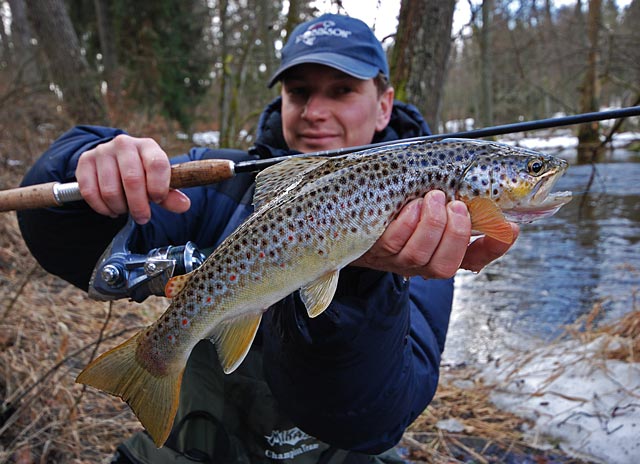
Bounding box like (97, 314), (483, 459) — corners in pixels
(0, 159), (236, 212)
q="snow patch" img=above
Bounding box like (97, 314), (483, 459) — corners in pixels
(482, 336), (640, 464)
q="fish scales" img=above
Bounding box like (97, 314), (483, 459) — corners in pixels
(76, 139), (572, 447)
(137, 142), (477, 374)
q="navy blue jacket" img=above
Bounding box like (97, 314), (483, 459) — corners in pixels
(18, 98), (454, 454)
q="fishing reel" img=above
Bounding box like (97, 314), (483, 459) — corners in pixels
(88, 219), (206, 302)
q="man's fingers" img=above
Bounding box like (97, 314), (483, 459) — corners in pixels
(140, 138), (172, 204)
(420, 201), (471, 278)
(77, 152), (117, 217)
(350, 187), (518, 278)
(395, 190), (447, 268)
(159, 190), (192, 214)
(375, 197), (424, 256)
(75, 135), (177, 224)
(115, 148), (150, 223)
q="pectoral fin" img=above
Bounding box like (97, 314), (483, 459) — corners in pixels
(466, 197), (514, 244)
(300, 270), (340, 318)
(211, 313), (262, 374)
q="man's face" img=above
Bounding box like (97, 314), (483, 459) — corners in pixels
(280, 64), (394, 153)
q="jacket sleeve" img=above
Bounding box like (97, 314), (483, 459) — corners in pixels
(262, 267), (454, 454)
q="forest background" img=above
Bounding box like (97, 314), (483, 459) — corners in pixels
(2, 0), (639, 157)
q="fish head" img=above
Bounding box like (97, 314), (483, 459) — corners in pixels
(456, 140), (572, 223)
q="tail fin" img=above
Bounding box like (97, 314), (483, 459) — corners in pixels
(76, 333), (184, 447)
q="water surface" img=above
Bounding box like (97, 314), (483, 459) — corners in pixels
(444, 150), (640, 364)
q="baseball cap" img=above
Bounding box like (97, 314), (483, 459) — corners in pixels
(268, 13), (389, 88)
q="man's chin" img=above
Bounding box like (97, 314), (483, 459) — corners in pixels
(295, 138), (344, 153)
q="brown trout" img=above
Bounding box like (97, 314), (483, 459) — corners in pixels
(77, 139), (571, 446)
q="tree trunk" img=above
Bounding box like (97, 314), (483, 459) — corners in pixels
(284, 0), (301, 42)
(577, 0), (602, 163)
(0, 11), (8, 64)
(7, 0), (41, 85)
(217, 0), (232, 147)
(93, 0), (118, 79)
(258, 0), (275, 78)
(479, 0), (494, 128)
(26, 0), (108, 124)
(390, 0), (456, 133)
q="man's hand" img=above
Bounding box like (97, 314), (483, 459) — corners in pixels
(351, 190), (519, 278)
(76, 135), (191, 224)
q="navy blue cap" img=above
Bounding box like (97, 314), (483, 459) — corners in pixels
(268, 14), (389, 88)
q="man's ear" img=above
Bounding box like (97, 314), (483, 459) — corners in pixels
(375, 87), (395, 131)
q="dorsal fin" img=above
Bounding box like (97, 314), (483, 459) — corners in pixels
(253, 156), (330, 209)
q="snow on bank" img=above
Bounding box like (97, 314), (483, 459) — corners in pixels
(502, 131), (640, 152)
(481, 336), (640, 464)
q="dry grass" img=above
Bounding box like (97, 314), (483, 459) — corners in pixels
(562, 287), (640, 364)
(401, 366), (585, 463)
(0, 213), (167, 463)
(0, 85), (185, 463)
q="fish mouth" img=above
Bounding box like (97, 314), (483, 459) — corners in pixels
(503, 169), (572, 223)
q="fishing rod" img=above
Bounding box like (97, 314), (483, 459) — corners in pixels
(1, 105), (639, 212)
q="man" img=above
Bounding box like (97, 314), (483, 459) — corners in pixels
(18, 14), (517, 463)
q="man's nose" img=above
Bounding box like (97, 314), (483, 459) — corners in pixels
(301, 94), (329, 120)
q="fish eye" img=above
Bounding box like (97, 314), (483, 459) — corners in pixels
(527, 158), (545, 175)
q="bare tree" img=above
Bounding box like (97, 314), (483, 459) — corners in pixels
(479, 0), (494, 128)
(26, 0), (108, 124)
(93, 0), (118, 80)
(7, 0), (41, 85)
(577, 0), (603, 162)
(389, 0), (456, 132)
(217, 0), (232, 146)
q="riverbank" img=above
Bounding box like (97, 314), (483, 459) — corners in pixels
(401, 304), (639, 464)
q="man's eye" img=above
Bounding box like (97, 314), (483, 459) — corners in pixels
(337, 86), (353, 95)
(287, 87), (307, 97)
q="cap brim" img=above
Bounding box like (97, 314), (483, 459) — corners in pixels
(267, 52), (381, 88)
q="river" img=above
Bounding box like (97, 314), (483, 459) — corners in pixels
(443, 147), (640, 364)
